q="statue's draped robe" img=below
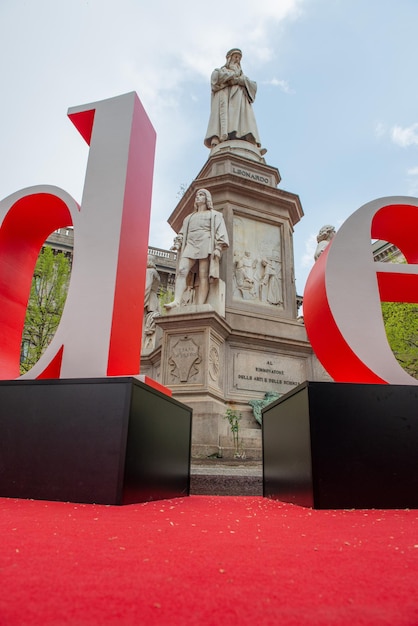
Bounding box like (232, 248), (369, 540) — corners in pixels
(204, 66), (261, 148)
(178, 209), (229, 279)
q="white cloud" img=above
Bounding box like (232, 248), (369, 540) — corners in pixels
(264, 78), (294, 93)
(407, 166), (418, 176)
(173, 0), (303, 79)
(391, 123), (418, 147)
(248, 0), (303, 20)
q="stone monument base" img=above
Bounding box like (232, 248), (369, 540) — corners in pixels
(209, 139), (266, 164)
(165, 280), (226, 318)
(151, 125), (323, 461)
(150, 309), (265, 460)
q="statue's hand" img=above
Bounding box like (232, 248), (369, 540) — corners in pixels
(213, 248), (221, 259)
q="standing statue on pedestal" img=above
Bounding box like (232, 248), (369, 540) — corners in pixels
(204, 48), (264, 153)
(143, 254), (161, 351)
(165, 189), (229, 309)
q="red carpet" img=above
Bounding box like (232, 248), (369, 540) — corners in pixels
(1, 495), (418, 625)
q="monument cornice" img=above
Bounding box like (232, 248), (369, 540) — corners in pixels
(156, 308), (232, 340)
(168, 172), (303, 233)
(196, 149), (281, 185)
(226, 328), (313, 355)
(226, 310), (309, 343)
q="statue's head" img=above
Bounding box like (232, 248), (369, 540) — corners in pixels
(226, 48), (242, 65)
(194, 188), (214, 210)
(314, 226), (336, 261)
(317, 225), (336, 243)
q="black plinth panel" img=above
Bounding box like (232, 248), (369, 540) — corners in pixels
(262, 381), (418, 509)
(0, 377), (192, 505)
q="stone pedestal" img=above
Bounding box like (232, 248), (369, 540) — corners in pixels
(141, 141), (329, 458)
(156, 308), (230, 457)
(168, 142), (303, 321)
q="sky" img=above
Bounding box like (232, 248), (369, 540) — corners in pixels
(1, 0), (418, 295)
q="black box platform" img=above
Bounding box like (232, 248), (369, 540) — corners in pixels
(262, 381), (418, 509)
(0, 377), (192, 505)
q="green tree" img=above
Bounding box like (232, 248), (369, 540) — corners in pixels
(20, 247), (71, 374)
(381, 301), (418, 379)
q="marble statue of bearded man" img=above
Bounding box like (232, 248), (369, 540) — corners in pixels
(204, 48), (262, 151)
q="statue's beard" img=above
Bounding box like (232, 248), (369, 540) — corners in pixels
(229, 62), (241, 72)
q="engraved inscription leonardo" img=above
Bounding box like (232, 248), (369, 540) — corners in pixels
(232, 166), (270, 185)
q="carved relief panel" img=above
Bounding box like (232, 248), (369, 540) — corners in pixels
(233, 215), (283, 307)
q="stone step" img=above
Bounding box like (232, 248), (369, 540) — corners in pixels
(190, 461), (263, 496)
(219, 435), (262, 450)
(192, 445), (262, 461)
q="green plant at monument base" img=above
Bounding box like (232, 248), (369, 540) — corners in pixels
(381, 301), (418, 379)
(224, 406), (245, 459)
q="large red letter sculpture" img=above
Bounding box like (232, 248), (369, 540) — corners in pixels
(0, 92), (156, 379)
(303, 196), (418, 385)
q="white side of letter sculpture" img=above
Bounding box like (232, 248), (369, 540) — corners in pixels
(0, 92), (156, 379)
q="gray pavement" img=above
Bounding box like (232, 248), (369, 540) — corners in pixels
(190, 458), (263, 496)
